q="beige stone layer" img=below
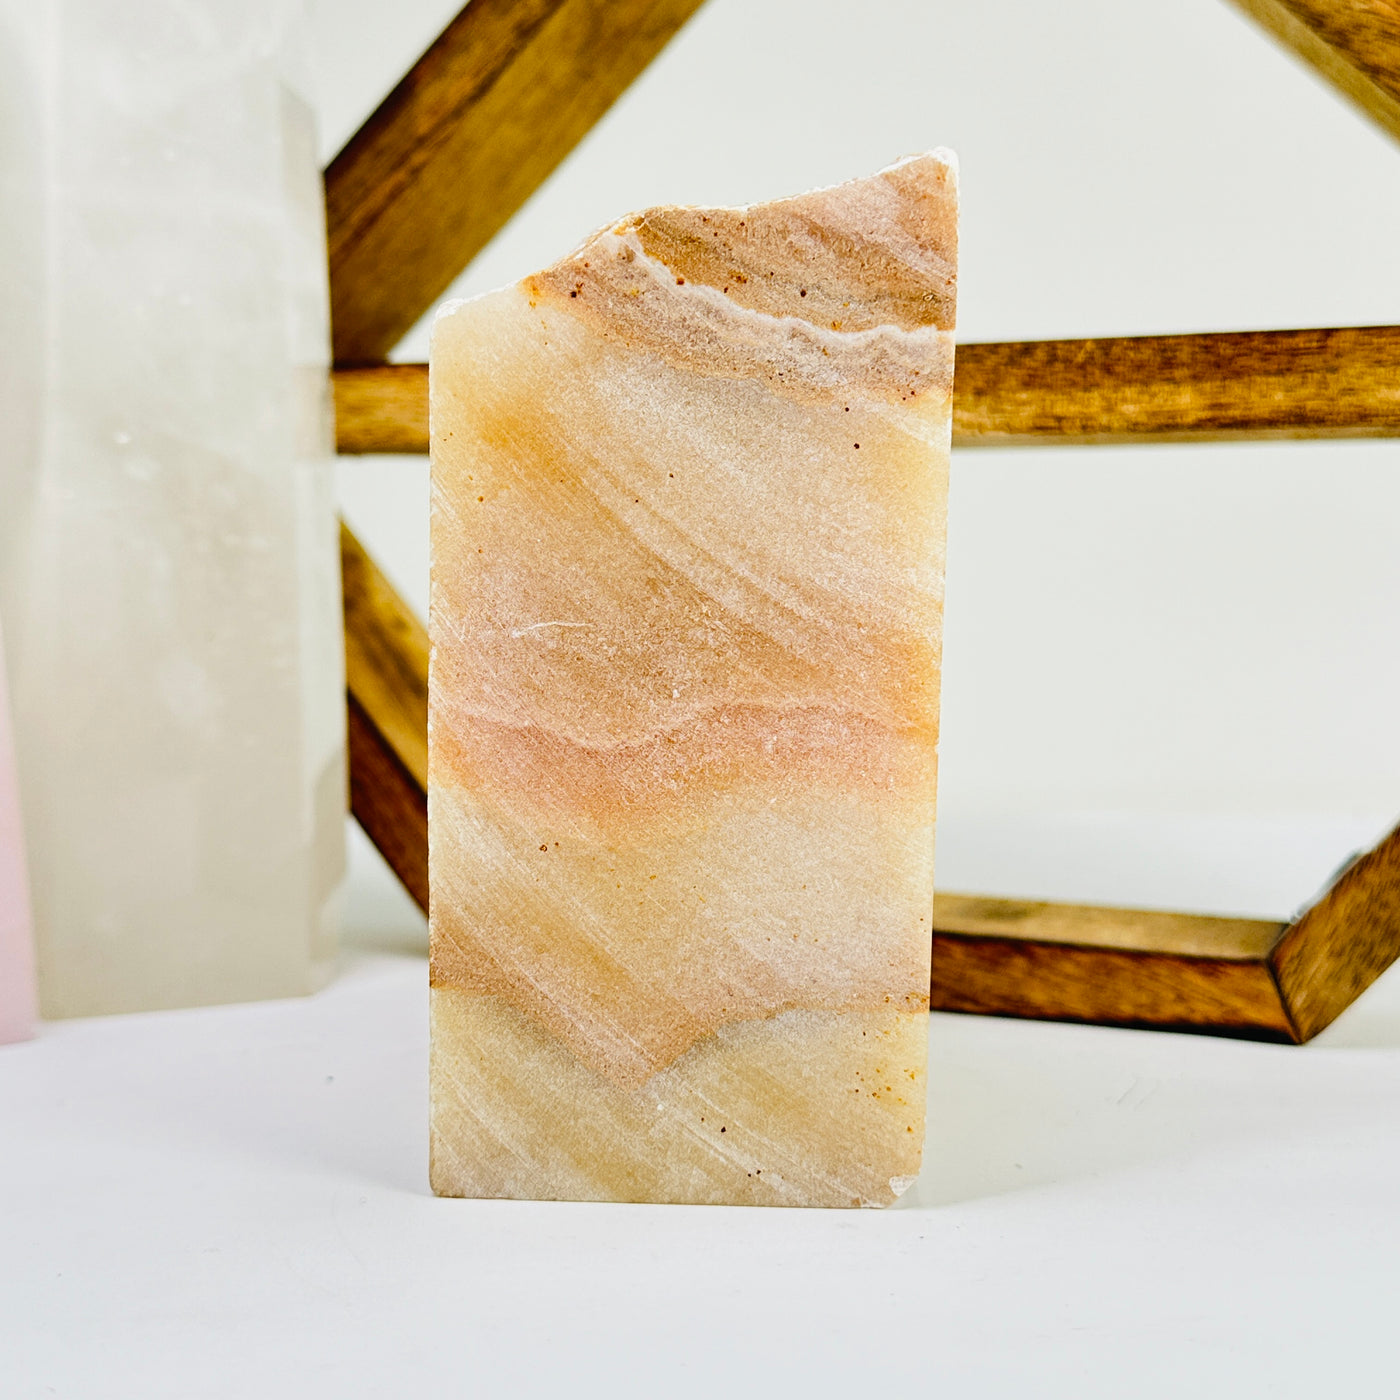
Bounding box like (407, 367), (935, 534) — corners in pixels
(432, 780), (933, 1086)
(431, 988), (927, 1208)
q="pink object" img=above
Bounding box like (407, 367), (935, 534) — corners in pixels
(0, 614), (36, 1043)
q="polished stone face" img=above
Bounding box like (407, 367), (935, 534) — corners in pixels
(428, 154), (958, 1207)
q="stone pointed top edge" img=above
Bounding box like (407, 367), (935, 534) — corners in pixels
(730, 147), (958, 212)
(432, 150), (959, 338)
(627, 148), (960, 222)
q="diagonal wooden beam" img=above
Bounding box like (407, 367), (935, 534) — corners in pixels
(340, 522), (429, 912)
(325, 0), (707, 363)
(1271, 823), (1400, 1038)
(331, 326), (1400, 454)
(1226, 0), (1400, 145)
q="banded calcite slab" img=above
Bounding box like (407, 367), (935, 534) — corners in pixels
(428, 153), (957, 1207)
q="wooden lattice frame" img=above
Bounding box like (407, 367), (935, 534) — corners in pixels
(327, 0), (1400, 1043)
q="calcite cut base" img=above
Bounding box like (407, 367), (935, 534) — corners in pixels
(428, 154), (958, 1207)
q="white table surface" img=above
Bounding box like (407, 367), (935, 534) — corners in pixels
(4, 827), (1400, 1400)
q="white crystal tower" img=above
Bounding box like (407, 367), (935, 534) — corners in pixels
(0, 0), (345, 1016)
(0, 612), (36, 1045)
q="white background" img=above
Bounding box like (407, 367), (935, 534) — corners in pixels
(5, 1), (1400, 1395)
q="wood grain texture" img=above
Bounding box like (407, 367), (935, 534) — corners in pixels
(348, 692), (428, 913)
(1227, 0), (1400, 145)
(1270, 821), (1400, 1040)
(930, 935), (1294, 1040)
(932, 822), (1400, 1042)
(953, 326), (1400, 445)
(331, 327), (1400, 454)
(932, 893), (1283, 960)
(324, 0), (706, 363)
(334, 365), (432, 454)
(340, 522), (429, 910)
(931, 894), (1294, 1039)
